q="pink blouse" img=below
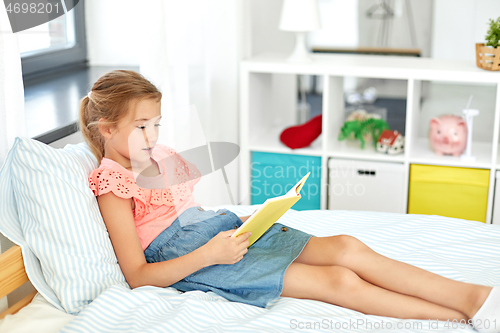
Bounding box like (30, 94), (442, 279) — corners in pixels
(88, 145), (201, 251)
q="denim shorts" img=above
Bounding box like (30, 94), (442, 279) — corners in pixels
(143, 206), (312, 308)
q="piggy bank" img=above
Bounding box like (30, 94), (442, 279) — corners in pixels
(429, 115), (468, 156)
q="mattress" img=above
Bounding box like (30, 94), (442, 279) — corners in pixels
(2, 206), (500, 333)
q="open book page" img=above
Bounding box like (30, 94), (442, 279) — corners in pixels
(232, 172), (310, 246)
(286, 172), (308, 196)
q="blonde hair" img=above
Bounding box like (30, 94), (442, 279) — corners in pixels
(78, 70), (162, 163)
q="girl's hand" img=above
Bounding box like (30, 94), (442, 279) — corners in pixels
(202, 230), (251, 266)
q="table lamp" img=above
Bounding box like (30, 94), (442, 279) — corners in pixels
(279, 0), (321, 63)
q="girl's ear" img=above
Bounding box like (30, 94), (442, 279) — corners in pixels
(98, 118), (114, 139)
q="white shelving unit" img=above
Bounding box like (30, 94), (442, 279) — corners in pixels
(239, 53), (500, 223)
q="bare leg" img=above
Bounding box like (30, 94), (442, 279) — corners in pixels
(294, 235), (492, 318)
(282, 262), (467, 320)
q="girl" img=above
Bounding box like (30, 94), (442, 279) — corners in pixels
(80, 70), (499, 333)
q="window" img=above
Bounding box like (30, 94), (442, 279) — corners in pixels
(20, 0), (87, 80)
(19, 11), (76, 56)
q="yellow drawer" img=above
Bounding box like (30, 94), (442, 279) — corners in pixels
(408, 164), (489, 222)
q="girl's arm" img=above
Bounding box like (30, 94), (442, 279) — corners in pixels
(239, 215), (251, 223)
(239, 210), (258, 223)
(97, 192), (251, 289)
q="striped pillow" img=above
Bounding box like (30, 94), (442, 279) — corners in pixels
(0, 137), (128, 314)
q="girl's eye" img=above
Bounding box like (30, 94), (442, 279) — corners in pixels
(137, 122), (160, 130)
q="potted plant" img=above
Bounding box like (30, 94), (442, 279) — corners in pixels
(476, 17), (500, 71)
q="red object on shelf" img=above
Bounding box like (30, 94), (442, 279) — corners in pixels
(280, 114), (323, 149)
(378, 129), (400, 146)
(377, 129), (404, 155)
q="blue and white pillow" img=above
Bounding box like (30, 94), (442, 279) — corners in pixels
(0, 137), (128, 314)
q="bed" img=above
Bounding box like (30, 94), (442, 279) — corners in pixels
(0, 138), (499, 333)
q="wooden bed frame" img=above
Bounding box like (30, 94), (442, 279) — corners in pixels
(0, 245), (37, 320)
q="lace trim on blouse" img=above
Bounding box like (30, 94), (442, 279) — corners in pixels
(88, 145), (200, 220)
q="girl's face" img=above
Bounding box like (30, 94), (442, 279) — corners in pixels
(104, 98), (162, 170)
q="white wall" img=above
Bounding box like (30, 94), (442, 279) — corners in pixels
(84, 0), (500, 70)
(249, 0), (500, 62)
(431, 0), (500, 61)
(309, 0), (358, 49)
(85, 0), (142, 66)
(247, 0), (294, 56)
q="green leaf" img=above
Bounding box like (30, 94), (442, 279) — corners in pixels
(485, 17), (500, 48)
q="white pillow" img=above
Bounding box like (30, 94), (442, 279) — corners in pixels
(0, 137), (128, 314)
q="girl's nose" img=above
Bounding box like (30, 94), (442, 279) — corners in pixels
(149, 126), (160, 142)
(141, 126), (158, 146)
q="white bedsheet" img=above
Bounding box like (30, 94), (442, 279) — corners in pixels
(0, 293), (74, 333)
(3, 206), (500, 332)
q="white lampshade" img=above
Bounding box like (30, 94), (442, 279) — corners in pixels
(279, 0), (321, 32)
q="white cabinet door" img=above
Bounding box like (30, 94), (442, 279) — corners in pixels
(328, 159), (405, 213)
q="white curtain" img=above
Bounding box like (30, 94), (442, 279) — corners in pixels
(139, 0), (245, 207)
(0, 1), (26, 313)
(0, 5), (26, 165)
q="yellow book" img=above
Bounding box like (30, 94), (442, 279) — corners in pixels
(232, 172), (310, 247)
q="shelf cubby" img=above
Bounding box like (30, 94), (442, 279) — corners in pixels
(325, 76), (407, 163)
(408, 81), (497, 169)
